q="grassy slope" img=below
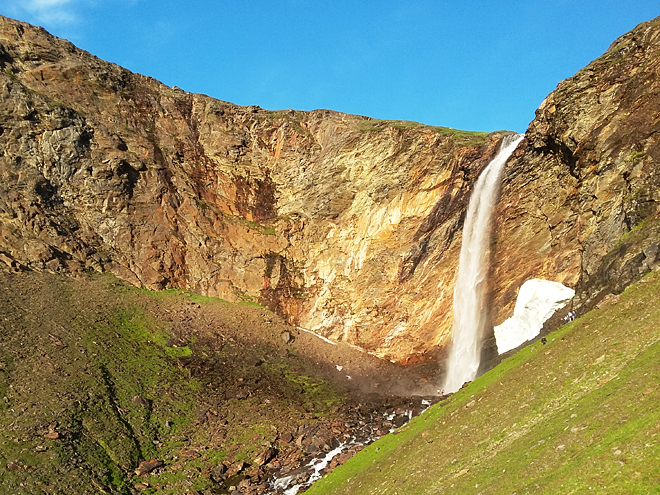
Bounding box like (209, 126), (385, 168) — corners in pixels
(0, 271), (345, 494)
(308, 272), (660, 494)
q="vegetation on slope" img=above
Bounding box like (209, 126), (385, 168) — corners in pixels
(354, 117), (490, 145)
(0, 270), (348, 494)
(308, 272), (660, 494)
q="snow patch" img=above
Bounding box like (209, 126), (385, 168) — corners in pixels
(298, 327), (337, 345)
(494, 278), (574, 354)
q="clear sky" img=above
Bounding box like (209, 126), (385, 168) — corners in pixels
(3, 1), (659, 133)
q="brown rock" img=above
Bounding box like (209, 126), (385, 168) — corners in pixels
(279, 432), (294, 444)
(492, 17), (660, 337)
(245, 465), (263, 477)
(253, 447), (276, 466)
(131, 395), (150, 408)
(213, 463), (227, 478)
(134, 459), (164, 476)
(179, 448), (200, 459)
(225, 461), (246, 478)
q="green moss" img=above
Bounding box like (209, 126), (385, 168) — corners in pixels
(263, 363), (343, 411)
(609, 216), (651, 253)
(628, 150), (645, 165)
(239, 300), (264, 307)
(355, 118), (489, 145)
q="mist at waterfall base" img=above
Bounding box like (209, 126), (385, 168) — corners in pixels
(442, 134), (524, 394)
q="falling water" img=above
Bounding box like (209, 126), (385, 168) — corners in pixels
(443, 134), (524, 394)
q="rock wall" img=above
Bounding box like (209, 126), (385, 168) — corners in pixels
(493, 16), (660, 324)
(0, 15), (508, 361)
(2, 13), (659, 363)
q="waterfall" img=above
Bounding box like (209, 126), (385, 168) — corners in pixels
(443, 134), (524, 394)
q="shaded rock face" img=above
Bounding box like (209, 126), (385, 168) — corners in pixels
(0, 15), (505, 361)
(493, 16), (660, 324)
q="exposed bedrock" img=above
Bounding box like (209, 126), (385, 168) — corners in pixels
(0, 15), (510, 361)
(2, 14), (660, 363)
(493, 16), (660, 327)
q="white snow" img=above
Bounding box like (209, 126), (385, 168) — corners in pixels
(494, 278), (574, 354)
(297, 327), (338, 345)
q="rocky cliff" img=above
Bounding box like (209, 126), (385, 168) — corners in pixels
(0, 15), (508, 362)
(2, 14), (659, 363)
(492, 16), (660, 325)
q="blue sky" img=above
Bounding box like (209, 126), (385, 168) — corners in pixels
(3, 1), (658, 133)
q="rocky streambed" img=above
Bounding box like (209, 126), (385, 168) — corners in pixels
(206, 395), (442, 495)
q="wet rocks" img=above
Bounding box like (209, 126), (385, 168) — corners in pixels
(263, 394), (440, 493)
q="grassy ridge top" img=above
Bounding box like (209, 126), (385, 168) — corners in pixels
(354, 117), (491, 145)
(308, 272), (660, 494)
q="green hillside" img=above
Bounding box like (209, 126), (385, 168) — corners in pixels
(0, 270), (350, 494)
(308, 272), (660, 494)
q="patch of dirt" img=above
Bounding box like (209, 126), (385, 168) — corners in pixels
(144, 290), (445, 399)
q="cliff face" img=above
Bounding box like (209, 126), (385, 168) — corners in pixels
(492, 16), (660, 325)
(2, 14), (659, 363)
(0, 16), (506, 361)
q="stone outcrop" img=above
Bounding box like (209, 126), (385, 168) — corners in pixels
(493, 16), (660, 324)
(0, 15), (505, 361)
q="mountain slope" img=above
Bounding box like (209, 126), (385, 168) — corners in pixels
(492, 15), (660, 328)
(3, 13), (660, 364)
(307, 271), (660, 494)
(0, 269), (438, 494)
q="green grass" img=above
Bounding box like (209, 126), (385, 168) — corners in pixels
(430, 126), (490, 145)
(355, 118), (489, 145)
(0, 277), (207, 493)
(0, 270), (354, 493)
(308, 272), (660, 494)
